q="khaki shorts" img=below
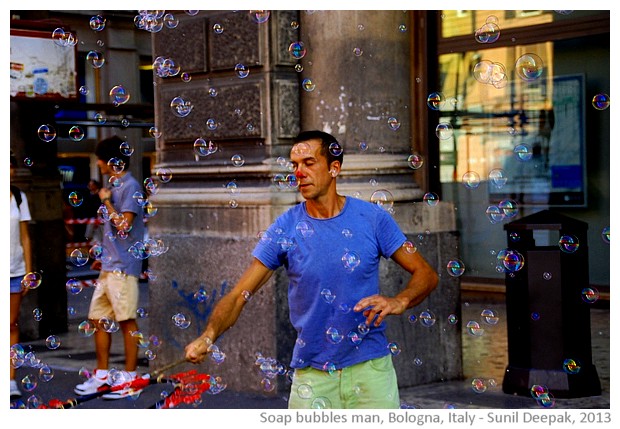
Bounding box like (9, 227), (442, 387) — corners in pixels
(288, 355), (400, 409)
(88, 271), (139, 322)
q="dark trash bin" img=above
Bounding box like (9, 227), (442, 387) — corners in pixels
(501, 209), (601, 398)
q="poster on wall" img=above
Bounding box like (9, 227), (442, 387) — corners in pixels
(10, 28), (78, 100)
(488, 74), (587, 207)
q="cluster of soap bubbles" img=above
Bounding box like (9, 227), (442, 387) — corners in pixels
(474, 16), (500, 44)
(495, 248), (525, 273)
(129, 237), (170, 260)
(254, 352), (289, 392)
(530, 384), (555, 408)
(10, 345), (57, 408)
(153, 56), (181, 78)
(473, 53), (544, 89)
(134, 10), (183, 33)
(484, 200), (519, 224)
(471, 377), (497, 393)
(472, 59), (508, 88)
(51, 27), (78, 47)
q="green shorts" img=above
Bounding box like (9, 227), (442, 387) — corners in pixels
(288, 355), (400, 409)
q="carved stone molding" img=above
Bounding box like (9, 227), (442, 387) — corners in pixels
(273, 10), (300, 66)
(159, 79), (264, 142)
(206, 12), (262, 71)
(274, 79), (300, 138)
(152, 18), (207, 73)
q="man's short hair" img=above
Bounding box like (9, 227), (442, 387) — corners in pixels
(294, 130), (344, 168)
(95, 135), (131, 168)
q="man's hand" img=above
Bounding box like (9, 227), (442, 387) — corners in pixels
(353, 294), (408, 327)
(184, 336), (213, 364)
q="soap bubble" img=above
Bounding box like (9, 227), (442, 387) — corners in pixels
(435, 122), (453, 140)
(407, 153), (424, 169)
(109, 85), (130, 105)
(419, 310), (436, 327)
(288, 41), (307, 59)
(37, 124), (57, 142)
(45, 335), (61, 350)
(387, 117), (401, 131)
(249, 10), (270, 24)
(562, 358), (581, 374)
(170, 96), (193, 117)
(302, 78), (316, 91)
(235, 64), (250, 78)
(446, 259), (465, 277)
(68, 191), (83, 207)
(488, 168), (507, 187)
(462, 171), (480, 189)
(370, 189), (394, 211)
(388, 342), (401, 356)
(471, 378), (487, 393)
(90, 15), (106, 31)
(86, 50), (105, 68)
(231, 154), (245, 167)
(558, 235), (579, 253)
(78, 320), (97, 337)
(423, 192), (439, 206)
(426, 92), (445, 110)
(39, 365), (55, 382)
(475, 22), (500, 44)
(581, 287), (600, 303)
(22, 271), (42, 290)
(515, 53), (544, 82)
(592, 93), (610, 110)
(480, 309), (499, 325)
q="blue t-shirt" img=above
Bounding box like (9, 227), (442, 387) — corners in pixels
(252, 196), (406, 370)
(100, 171), (145, 278)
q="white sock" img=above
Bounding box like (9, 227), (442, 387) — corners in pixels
(94, 369), (109, 379)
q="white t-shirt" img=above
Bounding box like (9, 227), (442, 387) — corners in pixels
(10, 191), (32, 277)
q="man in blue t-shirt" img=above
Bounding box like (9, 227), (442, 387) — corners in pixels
(185, 130), (438, 408)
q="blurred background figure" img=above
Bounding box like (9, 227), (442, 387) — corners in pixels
(10, 153), (33, 399)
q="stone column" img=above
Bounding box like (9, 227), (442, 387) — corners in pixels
(147, 10), (301, 395)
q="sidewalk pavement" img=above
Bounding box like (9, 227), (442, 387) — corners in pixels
(9, 285), (611, 410)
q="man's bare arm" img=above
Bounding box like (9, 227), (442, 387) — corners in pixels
(185, 258), (274, 363)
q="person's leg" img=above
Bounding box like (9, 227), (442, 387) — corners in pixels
(288, 366), (344, 409)
(119, 319), (139, 372)
(93, 323), (112, 369)
(107, 273), (140, 372)
(342, 355), (400, 409)
(10, 291), (22, 381)
(88, 272), (114, 370)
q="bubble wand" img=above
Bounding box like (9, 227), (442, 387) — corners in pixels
(37, 357), (210, 409)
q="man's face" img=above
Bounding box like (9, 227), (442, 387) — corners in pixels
(290, 139), (334, 201)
